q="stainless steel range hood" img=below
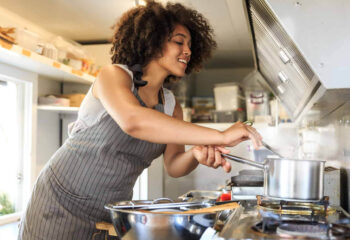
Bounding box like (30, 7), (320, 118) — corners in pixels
(244, 0), (350, 122)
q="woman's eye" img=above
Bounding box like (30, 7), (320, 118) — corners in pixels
(175, 41), (184, 45)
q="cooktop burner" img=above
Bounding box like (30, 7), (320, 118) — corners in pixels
(276, 221), (328, 238)
(251, 219), (350, 239)
(217, 197), (350, 239)
(256, 195), (336, 216)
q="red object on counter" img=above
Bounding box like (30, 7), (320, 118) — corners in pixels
(219, 193), (231, 201)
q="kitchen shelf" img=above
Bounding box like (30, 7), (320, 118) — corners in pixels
(37, 105), (79, 114)
(0, 40), (94, 84)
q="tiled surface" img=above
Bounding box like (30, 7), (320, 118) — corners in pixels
(0, 222), (19, 240)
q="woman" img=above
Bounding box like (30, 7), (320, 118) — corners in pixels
(19, 1), (262, 239)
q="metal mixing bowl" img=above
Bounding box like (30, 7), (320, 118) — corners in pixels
(105, 200), (222, 240)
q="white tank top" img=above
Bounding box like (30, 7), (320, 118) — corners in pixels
(68, 64), (176, 137)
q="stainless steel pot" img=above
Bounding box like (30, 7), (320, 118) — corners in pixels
(105, 200), (232, 240)
(222, 154), (325, 201)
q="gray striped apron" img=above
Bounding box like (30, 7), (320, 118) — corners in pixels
(18, 89), (168, 240)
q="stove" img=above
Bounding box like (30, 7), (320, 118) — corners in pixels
(216, 196), (350, 239)
(228, 169), (264, 201)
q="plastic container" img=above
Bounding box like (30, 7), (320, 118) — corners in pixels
(38, 95), (70, 107)
(212, 110), (235, 123)
(67, 58), (83, 70)
(214, 83), (244, 111)
(191, 97), (214, 122)
(269, 98), (290, 123)
(182, 107), (192, 122)
(36, 42), (58, 60)
(15, 28), (41, 52)
(192, 97), (214, 108)
(58, 94), (86, 107)
(245, 90), (269, 122)
(51, 36), (88, 60)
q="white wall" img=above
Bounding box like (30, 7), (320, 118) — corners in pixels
(0, 5), (55, 41)
(82, 44), (112, 67)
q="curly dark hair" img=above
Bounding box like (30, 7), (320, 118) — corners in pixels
(111, 0), (217, 77)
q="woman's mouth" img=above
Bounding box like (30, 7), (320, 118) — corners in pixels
(178, 58), (188, 68)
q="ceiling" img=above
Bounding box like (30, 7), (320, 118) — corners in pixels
(0, 0), (254, 68)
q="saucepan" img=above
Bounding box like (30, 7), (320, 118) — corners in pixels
(221, 153), (325, 202)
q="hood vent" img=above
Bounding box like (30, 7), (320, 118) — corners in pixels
(247, 0), (320, 119)
(250, 0), (315, 81)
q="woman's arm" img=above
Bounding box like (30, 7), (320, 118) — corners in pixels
(162, 102), (195, 177)
(163, 102), (232, 177)
(94, 65), (262, 147)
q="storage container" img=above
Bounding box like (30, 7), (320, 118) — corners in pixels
(58, 94), (86, 107)
(38, 95), (70, 107)
(212, 108), (246, 123)
(51, 36), (88, 60)
(36, 42), (58, 60)
(212, 110), (235, 123)
(191, 97), (214, 122)
(213, 83), (244, 111)
(15, 28), (41, 52)
(245, 90), (269, 122)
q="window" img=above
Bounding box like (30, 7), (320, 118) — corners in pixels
(0, 77), (32, 224)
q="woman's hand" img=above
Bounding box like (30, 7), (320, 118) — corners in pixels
(222, 121), (262, 149)
(192, 145), (232, 173)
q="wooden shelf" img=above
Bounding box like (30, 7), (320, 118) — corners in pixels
(37, 105), (79, 114)
(0, 40), (94, 84)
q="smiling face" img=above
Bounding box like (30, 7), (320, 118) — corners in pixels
(155, 24), (192, 77)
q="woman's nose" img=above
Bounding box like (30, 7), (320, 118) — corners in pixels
(184, 45), (191, 56)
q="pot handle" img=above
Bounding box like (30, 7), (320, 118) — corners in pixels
(221, 153), (265, 169)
